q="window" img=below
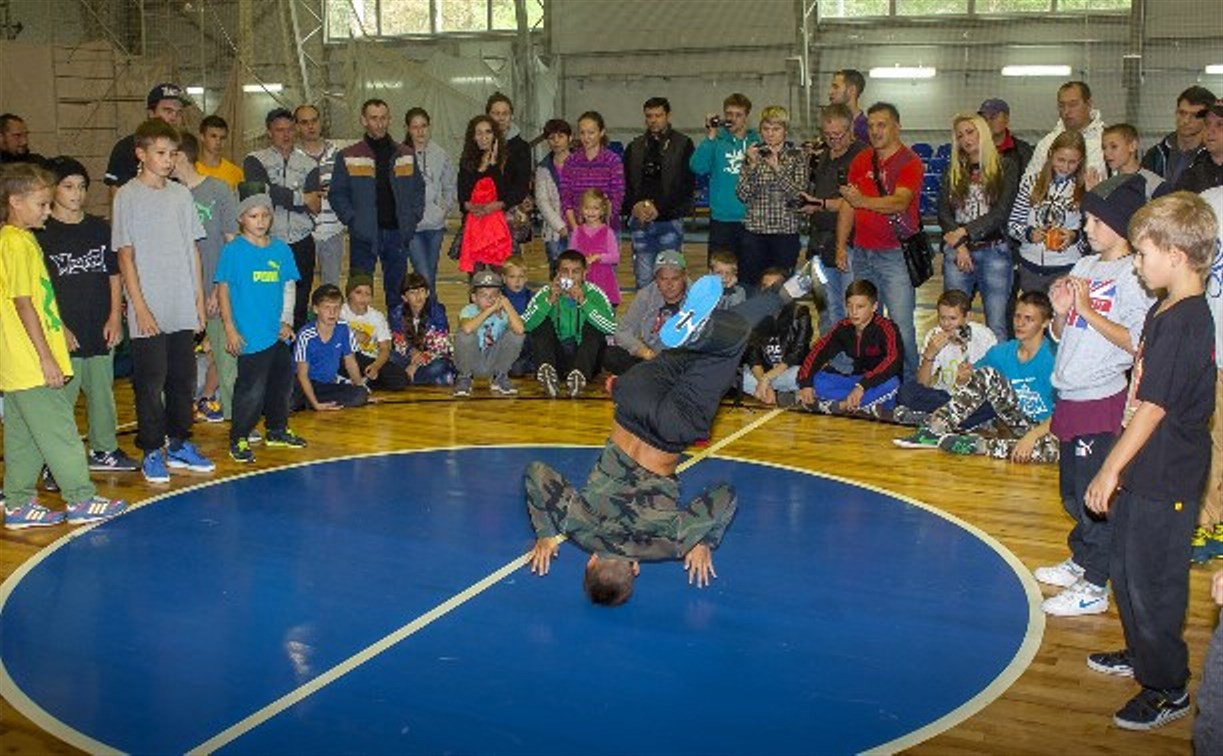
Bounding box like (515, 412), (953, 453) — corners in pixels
(327, 0), (544, 40)
(817, 0), (1129, 17)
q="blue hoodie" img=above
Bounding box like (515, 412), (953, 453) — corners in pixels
(689, 127), (761, 222)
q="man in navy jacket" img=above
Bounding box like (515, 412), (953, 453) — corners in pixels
(329, 98), (426, 312)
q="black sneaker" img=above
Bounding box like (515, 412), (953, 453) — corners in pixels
(1087, 649), (1134, 678)
(41, 465), (59, 492)
(566, 369), (585, 399)
(88, 448), (141, 473)
(265, 429), (308, 449)
(537, 364), (559, 398)
(1113, 687), (1189, 731)
(229, 438), (255, 464)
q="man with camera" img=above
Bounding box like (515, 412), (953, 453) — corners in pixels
(836, 102), (925, 382)
(623, 97), (695, 291)
(521, 249), (618, 398)
(690, 93), (760, 266)
(798, 104), (865, 334)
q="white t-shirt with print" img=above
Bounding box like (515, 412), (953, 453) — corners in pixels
(923, 320), (997, 393)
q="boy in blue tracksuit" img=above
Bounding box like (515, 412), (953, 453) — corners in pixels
(689, 93), (760, 265)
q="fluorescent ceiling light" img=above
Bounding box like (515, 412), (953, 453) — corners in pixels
(243, 83), (284, 93)
(1001, 65), (1072, 77)
(450, 76), (496, 85)
(185, 86), (205, 95)
(869, 66), (936, 80)
(1206, 64), (1223, 75)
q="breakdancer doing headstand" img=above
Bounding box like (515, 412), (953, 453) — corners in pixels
(524, 255), (820, 606)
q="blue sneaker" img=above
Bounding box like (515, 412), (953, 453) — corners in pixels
(4, 500), (65, 530)
(66, 496), (128, 525)
(142, 449), (170, 484)
(166, 440), (215, 473)
(660, 274), (723, 349)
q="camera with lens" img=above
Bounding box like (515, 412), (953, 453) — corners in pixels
(707, 116), (726, 129)
(756, 144), (772, 158)
(950, 324), (972, 346)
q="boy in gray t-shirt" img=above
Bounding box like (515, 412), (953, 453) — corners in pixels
(113, 119), (214, 484)
(173, 133), (238, 422)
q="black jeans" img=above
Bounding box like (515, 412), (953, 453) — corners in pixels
(613, 291), (783, 453)
(291, 379), (370, 411)
(708, 219), (748, 267)
(290, 236), (317, 330)
(529, 319), (605, 380)
(231, 341), (293, 443)
(739, 231), (800, 290)
(1112, 488), (1199, 691)
(130, 329), (197, 452)
(1058, 431), (1117, 587)
(355, 353), (409, 391)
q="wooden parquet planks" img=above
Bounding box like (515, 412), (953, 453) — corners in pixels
(0, 235), (1213, 754)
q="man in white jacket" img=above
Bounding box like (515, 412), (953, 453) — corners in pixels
(1024, 81), (1106, 184)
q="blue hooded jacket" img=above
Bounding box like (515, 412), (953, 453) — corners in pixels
(689, 127), (761, 222)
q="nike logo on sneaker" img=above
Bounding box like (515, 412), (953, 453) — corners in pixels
(1078, 598), (1104, 609)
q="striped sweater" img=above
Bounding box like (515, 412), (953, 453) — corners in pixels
(560, 147), (625, 231)
(1007, 173), (1086, 270)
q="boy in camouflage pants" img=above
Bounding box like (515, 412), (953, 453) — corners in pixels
(525, 265), (815, 606)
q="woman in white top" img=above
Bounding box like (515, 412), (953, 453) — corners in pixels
(535, 118), (572, 268)
(404, 107), (457, 289)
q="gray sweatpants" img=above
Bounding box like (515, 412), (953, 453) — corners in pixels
(454, 330), (525, 378)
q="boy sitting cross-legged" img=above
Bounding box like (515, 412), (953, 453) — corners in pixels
(795, 279), (902, 415)
(453, 270), (526, 397)
(291, 284), (371, 412)
(894, 291), (1060, 464)
(215, 193), (305, 464)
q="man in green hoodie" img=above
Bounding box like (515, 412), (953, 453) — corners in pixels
(522, 250), (618, 399)
(691, 93), (760, 266)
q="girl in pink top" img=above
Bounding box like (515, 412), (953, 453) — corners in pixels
(572, 188), (621, 305)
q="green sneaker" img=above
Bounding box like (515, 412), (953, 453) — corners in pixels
(1192, 526), (1209, 549)
(1204, 524), (1223, 561)
(229, 438), (255, 464)
(892, 427), (944, 449)
(938, 433), (983, 456)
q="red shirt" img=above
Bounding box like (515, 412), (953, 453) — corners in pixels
(846, 145), (924, 251)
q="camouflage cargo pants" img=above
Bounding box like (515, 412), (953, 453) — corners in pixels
(930, 366), (1060, 463)
(525, 442), (737, 560)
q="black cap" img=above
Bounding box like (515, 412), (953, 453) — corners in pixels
(1081, 173), (1147, 239)
(45, 155), (90, 188)
(146, 83), (192, 109)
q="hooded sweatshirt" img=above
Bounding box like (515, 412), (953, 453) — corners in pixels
(689, 127), (761, 222)
(1023, 109), (1107, 184)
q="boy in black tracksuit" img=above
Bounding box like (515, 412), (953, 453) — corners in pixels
(796, 279), (903, 414)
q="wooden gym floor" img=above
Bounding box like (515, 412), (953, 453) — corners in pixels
(0, 234), (1215, 754)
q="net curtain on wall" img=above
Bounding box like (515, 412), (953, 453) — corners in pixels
(339, 44), (556, 156)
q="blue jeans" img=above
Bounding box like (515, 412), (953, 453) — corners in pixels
(817, 261), (854, 335)
(849, 247), (918, 382)
(544, 239), (567, 271)
(942, 242), (1013, 344)
(407, 227), (445, 291)
(629, 217), (684, 290)
(741, 365), (800, 394)
(350, 228), (408, 313)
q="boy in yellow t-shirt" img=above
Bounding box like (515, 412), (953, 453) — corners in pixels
(0, 163), (126, 529)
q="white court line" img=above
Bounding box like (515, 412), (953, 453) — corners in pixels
(186, 410), (785, 754)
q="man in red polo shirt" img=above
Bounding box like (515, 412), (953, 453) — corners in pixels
(834, 101), (924, 381)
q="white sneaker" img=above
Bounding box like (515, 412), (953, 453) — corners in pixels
(1042, 579), (1109, 617)
(1033, 558), (1085, 588)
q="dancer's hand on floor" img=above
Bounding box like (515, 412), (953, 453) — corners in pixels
(684, 544), (717, 588)
(529, 537), (561, 576)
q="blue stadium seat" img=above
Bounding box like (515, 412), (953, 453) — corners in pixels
(934, 143), (952, 160)
(607, 140), (625, 157)
(912, 142), (934, 160)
